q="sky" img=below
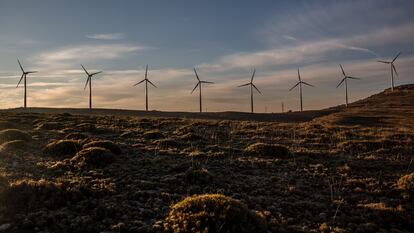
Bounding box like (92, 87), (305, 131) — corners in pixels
(0, 0), (413, 112)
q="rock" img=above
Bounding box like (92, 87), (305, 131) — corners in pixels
(319, 212), (327, 221)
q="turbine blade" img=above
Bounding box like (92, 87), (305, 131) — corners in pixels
(26, 71), (37, 74)
(302, 81), (314, 87)
(84, 76), (90, 90)
(193, 68), (200, 81)
(289, 82), (300, 91)
(191, 82), (200, 94)
(238, 83), (250, 87)
(16, 74), (24, 88)
(17, 59), (24, 73)
(90, 71), (102, 76)
(252, 83), (261, 94)
(392, 52), (401, 62)
(81, 65), (90, 76)
(340, 64), (346, 76)
(336, 78), (346, 88)
(133, 79), (146, 86)
(250, 68), (256, 82)
(145, 64), (148, 79)
(377, 60), (390, 64)
(392, 64), (398, 76)
(347, 76), (361, 80)
(201, 81), (214, 84)
(148, 79), (157, 88)
(297, 68), (301, 81)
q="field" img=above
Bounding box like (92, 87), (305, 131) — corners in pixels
(0, 85), (413, 233)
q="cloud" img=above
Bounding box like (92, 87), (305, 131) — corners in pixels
(86, 33), (126, 40)
(282, 35), (298, 42)
(35, 44), (148, 66)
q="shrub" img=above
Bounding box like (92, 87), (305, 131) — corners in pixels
(35, 122), (61, 130)
(244, 143), (290, 157)
(185, 167), (213, 185)
(164, 194), (267, 233)
(71, 147), (115, 167)
(0, 129), (31, 144)
(83, 140), (122, 155)
(397, 172), (414, 193)
(0, 140), (27, 152)
(43, 140), (82, 156)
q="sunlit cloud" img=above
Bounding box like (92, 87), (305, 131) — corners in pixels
(34, 44), (148, 66)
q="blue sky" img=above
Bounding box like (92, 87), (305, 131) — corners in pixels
(0, 0), (413, 112)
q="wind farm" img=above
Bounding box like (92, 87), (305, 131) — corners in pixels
(0, 1), (414, 233)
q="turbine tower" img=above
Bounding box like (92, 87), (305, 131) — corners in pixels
(16, 59), (37, 108)
(378, 52), (401, 91)
(238, 69), (262, 113)
(81, 65), (102, 109)
(133, 64), (157, 111)
(337, 64), (360, 107)
(289, 68), (314, 112)
(191, 68), (214, 113)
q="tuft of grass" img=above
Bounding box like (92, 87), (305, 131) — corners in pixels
(164, 194), (267, 233)
(43, 140), (82, 156)
(397, 172), (414, 194)
(244, 142), (290, 158)
(83, 140), (122, 155)
(0, 129), (31, 144)
(71, 147), (115, 167)
(185, 167), (214, 185)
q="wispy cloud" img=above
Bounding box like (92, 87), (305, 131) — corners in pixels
(35, 44), (148, 66)
(86, 33), (126, 40)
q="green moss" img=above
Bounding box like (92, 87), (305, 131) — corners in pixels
(0, 129), (31, 144)
(43, 140), (82, 156)
(244, 143), (290, 157)
(83, 140), (122, 155)
(164, 194), (267, 233)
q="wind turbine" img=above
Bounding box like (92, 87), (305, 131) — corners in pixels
(337, 64), (360, 107)
(238, 69), (262, 113)
(133, 64), (157, 111)
(81, 64), (102, 109)
(16, 59), (37, 108)
(377, 52), (401, 91)
(289, 68), (314, 112)
(191, 68), (214, 113)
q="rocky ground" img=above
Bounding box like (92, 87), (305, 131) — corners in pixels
(0, 85), (413, 233)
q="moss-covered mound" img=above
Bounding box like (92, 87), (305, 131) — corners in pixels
(0, 179), (68, 214)
(71, 147), (115, 167)
(397, 172), (414, 194)
(164, 194), (267, 233)
(185, 167), (214, 185)
(244, 142), (290, 157)
(0, 129), (31, 144)
(143, 130), (165, 140)
(83, 140), (122, 155)
(64, 132), (89, 140)
(35, 122), (61, 130)
(43, 140), (82, 156)
(0, 140), (28, 152)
